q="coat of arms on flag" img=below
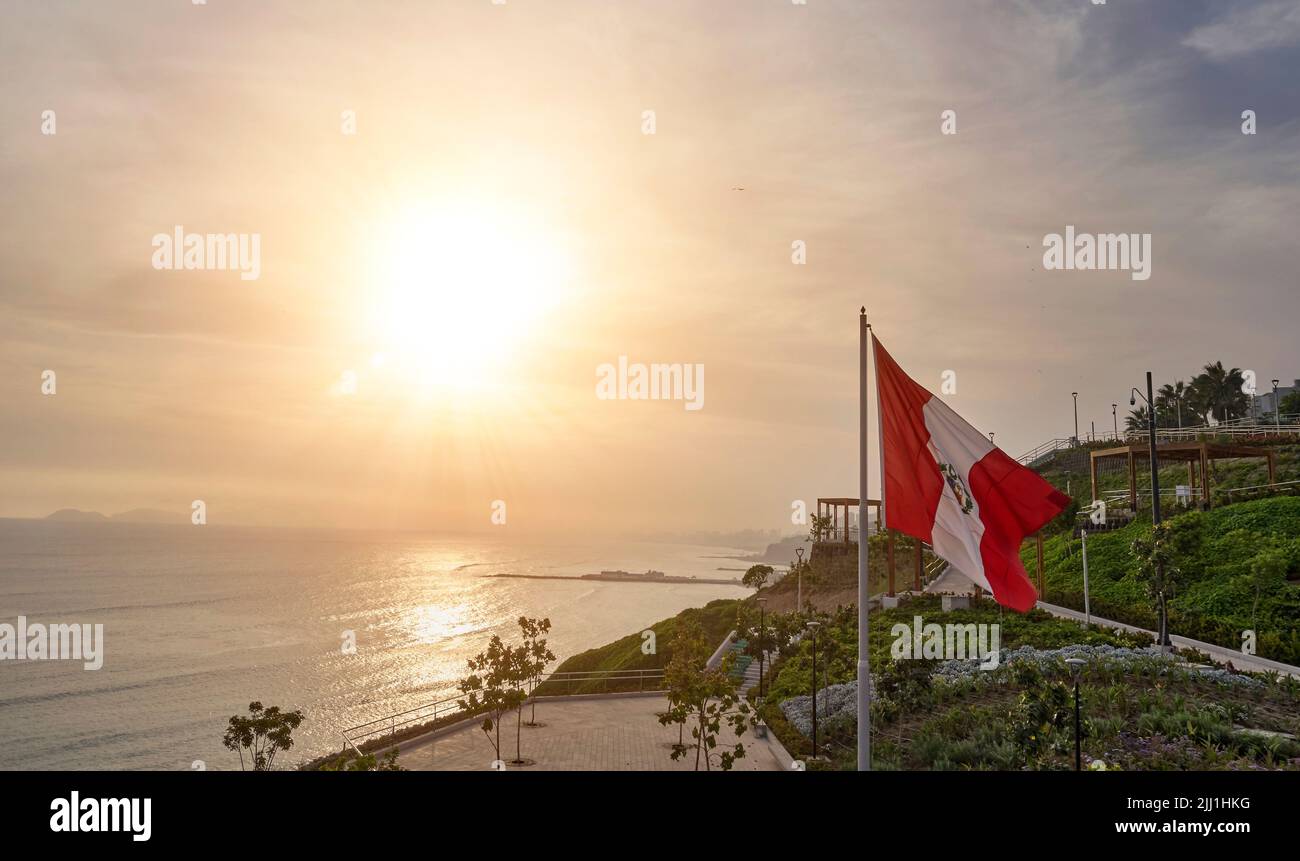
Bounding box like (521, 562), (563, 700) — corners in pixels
(938, 462), (974, 514)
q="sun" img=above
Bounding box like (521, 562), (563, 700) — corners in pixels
(368, 200), (569, 389)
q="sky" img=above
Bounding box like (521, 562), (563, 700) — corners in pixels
(1, 0), (1298, 536)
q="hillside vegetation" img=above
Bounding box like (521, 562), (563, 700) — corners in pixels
(757, 595), (1300, 771)
(1022, 496), (1300, 662)
(538, 598), (741, 694)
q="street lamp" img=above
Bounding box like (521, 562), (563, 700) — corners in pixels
(1072, 392), (1079, 443)
(794, 547), (805, 612)
(1112, 403), (1118, 440)
(806, 620), (821, 759)
(1065, 657), (1087, 771)
(1131, 372), (1170, 646)
(756, 597), (767, 699)
(988, 431), (994, 443)
(1273, 380), (1281, 433)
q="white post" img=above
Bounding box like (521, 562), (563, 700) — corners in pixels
(857, 308), (871, 771)
(1081, 529), (1091, 626)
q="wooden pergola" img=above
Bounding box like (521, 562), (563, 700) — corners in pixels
(815, 497), (878, 544)
(1089, 441), (1276, 510)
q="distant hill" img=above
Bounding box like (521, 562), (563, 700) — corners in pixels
(111, 508), (183, 524)
(44, 508), (109, 522)
(43, 508), (183, 524)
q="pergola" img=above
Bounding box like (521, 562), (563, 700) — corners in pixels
(1089, 441), (1276, 510)
(815, 497), (878, 544)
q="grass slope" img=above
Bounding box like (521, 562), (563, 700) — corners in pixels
(758, 595), (1300, 771)
(537, 598), (742, 694)
(1022, 496), (1300, 662)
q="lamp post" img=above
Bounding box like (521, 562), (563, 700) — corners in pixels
(1065, 658), (1086, 771)
(1131, 372), (1170, 646)
(1072, 392), (1079, 443)
(988, 431), (994, 444)
(1273, 379), (1281, 433)
(807, 620), (821, 758)
(756, 597), (767, 699)
(794, 547), (805, 612)
(1112, 403), (1118, 440)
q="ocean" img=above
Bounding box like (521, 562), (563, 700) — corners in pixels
(0, 519), (750, 770)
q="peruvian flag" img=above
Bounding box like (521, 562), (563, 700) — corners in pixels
(874, 336), (1069, 612)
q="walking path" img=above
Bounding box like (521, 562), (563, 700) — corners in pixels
(394, 693), (790, 771)
(1036, 600), (1300, 678)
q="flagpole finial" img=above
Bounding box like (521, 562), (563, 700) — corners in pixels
(860, 306), (870, 328)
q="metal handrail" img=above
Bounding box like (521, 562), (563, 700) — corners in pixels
(813, 525), (861, 542)
(1019, 423), (1300, 467)
(1217, 413), (1300, 428)
(1099, 479), (1300, 510)
(1017, 437), (1076, 465)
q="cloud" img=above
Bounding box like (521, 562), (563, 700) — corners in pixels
(1184, 0), (1300, 61)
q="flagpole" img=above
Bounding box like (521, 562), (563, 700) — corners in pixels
(857, 307), (871, 771)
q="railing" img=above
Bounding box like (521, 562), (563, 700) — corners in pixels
(1020, 421), (1300, 467)
(1098, 478), (1300, 511)
(1017, 437), (1078, 467)
(814, 525), (861, 543)
(1216, 479), (1300, 505)
(1216, 413), (1300, 428)
(706, 630), (737, 670)
(339, 668), (667, 754)
(1141, 426), (1296, 443)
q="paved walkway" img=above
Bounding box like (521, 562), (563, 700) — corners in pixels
(923, 565), (973, 594)
(395, 694), (789, 771)
(1036, 600), (1300, 677)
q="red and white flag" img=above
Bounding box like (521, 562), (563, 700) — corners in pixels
(874, 336), (1069, 612)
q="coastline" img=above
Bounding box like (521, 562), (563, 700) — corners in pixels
(485, 572), (745, 586)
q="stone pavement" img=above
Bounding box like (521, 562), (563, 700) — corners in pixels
(395, 693), (790, 771)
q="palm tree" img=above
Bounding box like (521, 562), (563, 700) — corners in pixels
(1156, 381), (1197, 428)
(1190, 362), (1249, 423)
(1125, 405), (1151, 433)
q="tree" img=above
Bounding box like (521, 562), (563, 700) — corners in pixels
(1247, 546), (1288, 634)
(1156, 381), (1198, 428)
(1190, 361), (1248, 424)
(768, 610), (802, 658)
(457, 635), (528, 765)
(1279, 391), (1300, 417)
(518, 616), (555, 729)
(807, 514), (832, 543)
(742, 564), (773, 590)
(1125, 405), (1151, 433)
(658, 619), (754, 771)
(222, 701), (305, 771)
(1130, 523), (1181, 647)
